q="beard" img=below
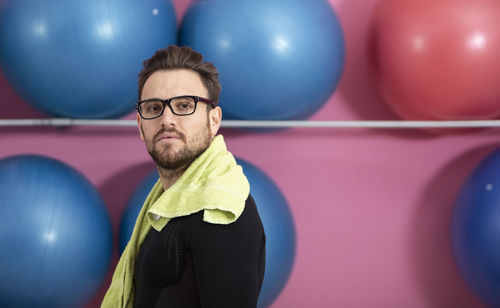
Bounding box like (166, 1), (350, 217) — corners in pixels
(141, 122), (212, 171)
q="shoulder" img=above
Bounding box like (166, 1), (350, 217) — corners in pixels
(184, 194), (265, 249)
(237, 194), (265, 236)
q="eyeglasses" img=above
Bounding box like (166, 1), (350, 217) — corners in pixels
(135, 95), (215, 119)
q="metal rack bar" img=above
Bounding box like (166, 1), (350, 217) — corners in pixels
(1, 118), (500, 128)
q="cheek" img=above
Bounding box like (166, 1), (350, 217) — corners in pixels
(186, 120), (210, 143)
(141, 123), (157, 141)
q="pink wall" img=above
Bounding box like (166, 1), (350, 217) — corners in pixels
(0, 0), (494, 307)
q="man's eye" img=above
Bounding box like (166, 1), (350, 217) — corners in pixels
(179, 103), (193, 110)
(146, 105), (161, 112)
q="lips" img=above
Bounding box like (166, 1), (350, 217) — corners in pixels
(154, 130), (183, 143)
(157, 134), (178, 140)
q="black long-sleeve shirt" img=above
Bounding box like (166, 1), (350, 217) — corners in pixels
(134, 195), (266, 308)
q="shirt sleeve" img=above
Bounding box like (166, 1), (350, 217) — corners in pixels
(186, 197), (266, 308)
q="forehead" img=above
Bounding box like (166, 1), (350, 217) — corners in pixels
(141, 69), (208, 100)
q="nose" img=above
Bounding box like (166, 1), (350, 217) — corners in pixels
(159, 104), (177, 127)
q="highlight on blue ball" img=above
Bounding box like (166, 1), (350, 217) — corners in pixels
(452, 148), (500, 307)
(0, 155), (112, 308)
(180, 0), (345, 121)
(0, 0), (177, 118)
(119, 160), (296, 307)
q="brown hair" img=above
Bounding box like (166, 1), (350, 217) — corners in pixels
(137, 45), (221, 106)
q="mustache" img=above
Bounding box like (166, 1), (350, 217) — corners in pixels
(153, 127), (186, 142)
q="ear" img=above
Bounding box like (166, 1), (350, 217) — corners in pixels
(208, 106), (222, 137)
(137, 113), (144, 141)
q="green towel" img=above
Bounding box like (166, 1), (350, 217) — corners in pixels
(101, 135), (250, 308)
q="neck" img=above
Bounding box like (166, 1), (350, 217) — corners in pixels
(157, 165), (188, 190)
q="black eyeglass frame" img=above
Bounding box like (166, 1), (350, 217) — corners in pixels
(135, 95), (215, 119)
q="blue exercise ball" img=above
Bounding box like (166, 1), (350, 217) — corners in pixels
(119, 169), (159, 254)
(0, 155), (112, 308)
(119, 160), (296, 307)
(180, 0), (345, 120)
(236, 158), (296, 307)
(0, 0), (176, 118)
(452, 148), (500, 307)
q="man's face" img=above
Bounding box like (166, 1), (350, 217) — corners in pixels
(138, 69), (221, 170)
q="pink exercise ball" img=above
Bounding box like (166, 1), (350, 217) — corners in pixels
(370, 0), (500, 120)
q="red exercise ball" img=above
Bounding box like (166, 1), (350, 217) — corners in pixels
(370, 0), (500, 120)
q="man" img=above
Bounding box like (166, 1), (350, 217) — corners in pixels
(102, 45), (266, 308)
